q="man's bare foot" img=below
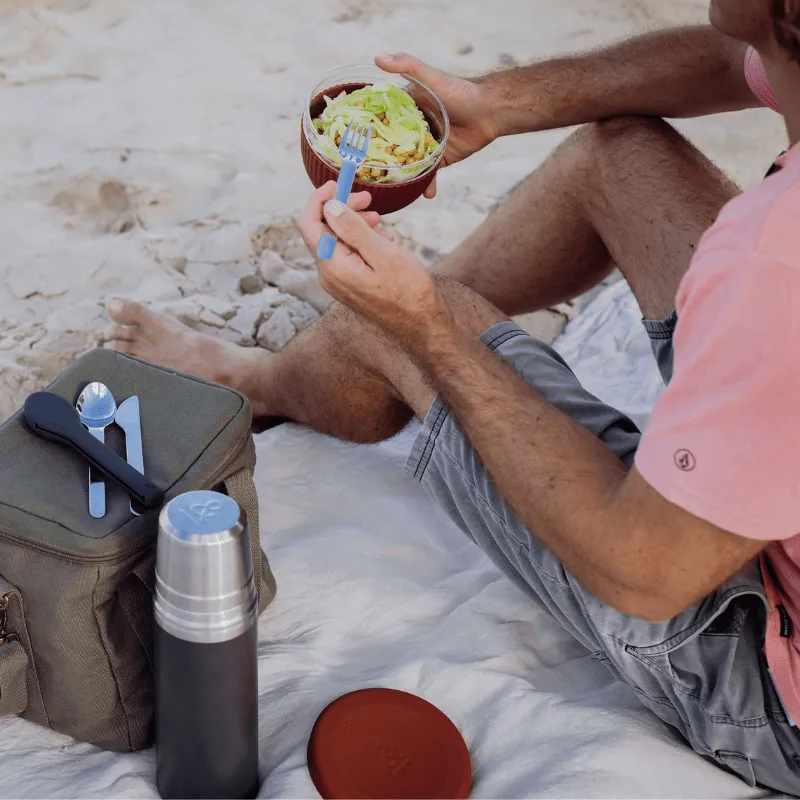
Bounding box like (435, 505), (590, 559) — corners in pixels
(104, 299), (274, 417)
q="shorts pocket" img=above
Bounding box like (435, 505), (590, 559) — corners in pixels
(715, 750), (757, 787)
(625, 588), (767, 701)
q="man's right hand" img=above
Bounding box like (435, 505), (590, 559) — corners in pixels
(375, 53), (500, 198)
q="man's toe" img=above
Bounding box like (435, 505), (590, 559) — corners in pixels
(103, 324), (135, 343)
(106, 298), (149, 326)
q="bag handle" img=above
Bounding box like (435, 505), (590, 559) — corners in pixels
(224, 467), (276, 613)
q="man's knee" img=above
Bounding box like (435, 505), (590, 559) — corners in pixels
(581, 113), (674, 144)
(573, 115), (684, 167)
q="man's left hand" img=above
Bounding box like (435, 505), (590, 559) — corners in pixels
(298, 181), (443, 337)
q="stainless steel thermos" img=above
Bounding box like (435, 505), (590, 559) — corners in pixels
(154, 490), (259, 800)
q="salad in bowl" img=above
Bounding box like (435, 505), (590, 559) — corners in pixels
(312, 82), (440, 183)
(301, 65), (450, 214)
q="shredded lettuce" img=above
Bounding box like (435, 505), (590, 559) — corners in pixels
(312, 82), (439, 183)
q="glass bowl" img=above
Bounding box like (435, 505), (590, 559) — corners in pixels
(300, 64), (450, 215)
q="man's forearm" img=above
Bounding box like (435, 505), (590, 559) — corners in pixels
(480, 25), (758, 136)
(402, 309), (659, 615)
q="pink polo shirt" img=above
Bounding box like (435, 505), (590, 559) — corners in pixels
(636, 48), (800, 721)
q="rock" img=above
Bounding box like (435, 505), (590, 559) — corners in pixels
(195, 294), (236, 320)
(239, 274), (265, 295)
(227, 304), (262, 344)
(274, 268), (332, 312)
(143, 230), (194, 267)
(197, 307), (226, 328)
(160, 299), (205, 327)
(262, 286), (285, 306)
(256, 307), (295, 352)
(256, 250), (290, 284)
(216, 327), (251, 345)
(250, 221), (299, 259)
(286, 300), (319, 331)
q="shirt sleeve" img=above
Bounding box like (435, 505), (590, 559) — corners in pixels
(745, 46), (781, 113)
(635, 248), (800, 541)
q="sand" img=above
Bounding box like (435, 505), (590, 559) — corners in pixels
(0, 0), (787, 420)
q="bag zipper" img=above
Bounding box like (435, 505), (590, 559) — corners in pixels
(0, 426), (251, 565)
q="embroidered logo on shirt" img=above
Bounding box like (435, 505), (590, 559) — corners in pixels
(674, 450), (696, 471)
(778, 604), (793, 638)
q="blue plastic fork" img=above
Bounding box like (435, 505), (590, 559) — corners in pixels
(317, 120), (372, 261)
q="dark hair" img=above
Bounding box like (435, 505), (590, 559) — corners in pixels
(773, 0), (800, 60)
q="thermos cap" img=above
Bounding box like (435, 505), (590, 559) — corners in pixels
(166, 490), (242, 536)
(154, 490), (258, 644)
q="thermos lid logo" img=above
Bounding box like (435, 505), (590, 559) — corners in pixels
(166, 491), (241, 538)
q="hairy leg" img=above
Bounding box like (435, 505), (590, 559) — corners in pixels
(106, 115), (738, 429)
(434, 116), (740, 319)
(108, 278), (505, 442)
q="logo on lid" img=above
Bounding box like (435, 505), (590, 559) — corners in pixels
(166, 491), (241, 537)
(674, 449), (696, 472)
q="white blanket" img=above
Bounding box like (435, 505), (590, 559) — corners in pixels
(0, 281), (773, 799)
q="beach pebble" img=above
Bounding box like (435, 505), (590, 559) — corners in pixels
(239, 274), (265, 294)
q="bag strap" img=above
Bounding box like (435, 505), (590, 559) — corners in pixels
(224, 467), (276, 614)
(0, 640), (28, 717)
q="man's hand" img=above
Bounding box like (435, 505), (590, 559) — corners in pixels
(298, 181), (442, 336)
(375, 54), (500, 198)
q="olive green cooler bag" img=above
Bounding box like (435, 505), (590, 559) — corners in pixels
(0, 348), (276, 751)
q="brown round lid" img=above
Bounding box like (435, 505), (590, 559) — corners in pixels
(307, 688), (472, 799)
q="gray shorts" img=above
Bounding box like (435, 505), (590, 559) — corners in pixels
(405, 314), (800, 795)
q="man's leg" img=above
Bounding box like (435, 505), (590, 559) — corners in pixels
(107, 276), (505, 442)
(433, 115), (740, 320)
(106, 114), (739, 383)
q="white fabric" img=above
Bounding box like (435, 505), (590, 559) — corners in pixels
(0, 281), (773, 798)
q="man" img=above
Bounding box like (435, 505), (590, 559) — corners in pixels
(105, 2), (800, 791)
